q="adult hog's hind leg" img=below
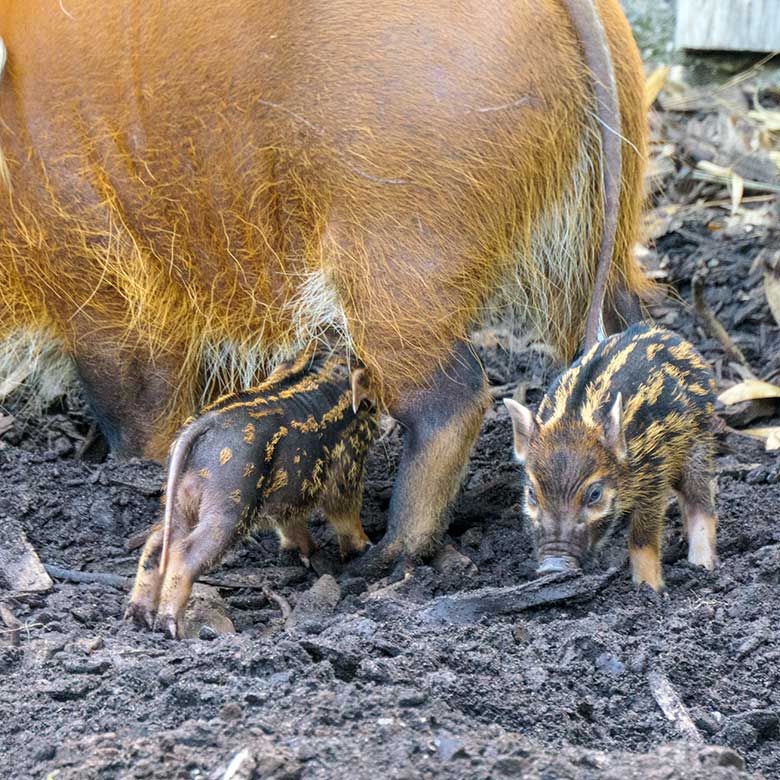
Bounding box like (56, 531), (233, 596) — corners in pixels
(125, 522), (165, 629)
(156, 496), (241, 639)
(603, 282), (644, 335)
(72, 334), (190, 462)
(349, 342), (488, 577)
(677, 440), (718, 570)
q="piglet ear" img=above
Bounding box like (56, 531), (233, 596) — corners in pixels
(350, 368), (372, 413)
(503, 398), (536, 463)
(602, 392), (627, 462)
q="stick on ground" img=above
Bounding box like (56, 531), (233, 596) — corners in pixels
(647, 669), (703, 743)
(0, 603), (23, 646)
(263, 587), (292, 621)
(418, 568), (619, 624)
(692, 272), (753, 373)
(44, 564), (129, 590)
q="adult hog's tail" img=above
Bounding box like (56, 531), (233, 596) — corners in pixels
(0, 36), (9, 193)
(561, 0), (623, 351)
(159, 415), (210, 576)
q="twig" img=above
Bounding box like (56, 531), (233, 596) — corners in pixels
(108, 478), (162, 497)
(125, 527), (154, 552)
(44, 564), (129, 590)
(45, 563), (294, 595)
(647, 669), (703, 742)
(692, 168), (780, 195)
(0, 603), (22, 646)
(418, 568), (619, 624)
(0, 621), (44, 642)
(262, 586), (292, 621)
(196, 576), (269, 590)
(699, 194), (776, 209)
(692, 273), (754, 375)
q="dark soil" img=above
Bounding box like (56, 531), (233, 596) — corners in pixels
(2, 210), (780, 779)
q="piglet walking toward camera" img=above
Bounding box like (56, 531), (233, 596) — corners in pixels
(504, 324), (719, 592)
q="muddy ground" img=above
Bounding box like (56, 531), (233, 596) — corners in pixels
(3, 74), (780, 780)
(2, 209), (779, 780)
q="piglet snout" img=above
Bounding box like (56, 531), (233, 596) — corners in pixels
(536, 555), (580, 575)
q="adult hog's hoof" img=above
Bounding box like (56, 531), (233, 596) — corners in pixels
(124, 601), (156, 630)
(342, 539), (400, 581)
(388, 554), (420, 584)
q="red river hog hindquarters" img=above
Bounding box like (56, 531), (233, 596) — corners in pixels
(0, 0), (651, 573)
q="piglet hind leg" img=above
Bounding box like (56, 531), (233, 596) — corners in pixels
(276, 516), (315, 567)
(125, 522), (165, 629)
(156, 499), (241, 639)
(677, 441), (718, 570)
(348, 342), (489, 578)
(323, 495), (371, 560)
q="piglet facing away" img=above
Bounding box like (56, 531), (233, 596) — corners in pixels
(504, 324), (719, 592)
(125, 351), (377, 638)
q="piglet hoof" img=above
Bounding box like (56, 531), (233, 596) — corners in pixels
(124, 601), (156, 631)
(154, 613), (182, 640)
(688, 549), (718, 571)
(338, 540), (373, 562)
(638, 581), (668, 605)
(164, 617), (181, 640)
(278, 548), (304, 568)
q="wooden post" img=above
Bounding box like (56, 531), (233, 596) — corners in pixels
(676, 0), (780, 52)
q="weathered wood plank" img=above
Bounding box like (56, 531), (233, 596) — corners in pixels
(0, 518), (52, 593)
(676, 0), (780, 52)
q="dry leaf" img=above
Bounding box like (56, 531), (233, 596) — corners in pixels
(765, 274), (780, 329)
(763, 252), (780, 328)
(0, 414), (12, 436)
(729, 171), (744, 215)
(748, 107), (780, 135)
(718, 379), (780, 406)
(734, 426), (780, 452)
(694, 160), (780, 194)
(642, 205), (680, 241)
(645, 65), (670, 111)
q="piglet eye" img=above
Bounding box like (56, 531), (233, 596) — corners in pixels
(586, 483), (603, 506)
(526, 484), (538, 506)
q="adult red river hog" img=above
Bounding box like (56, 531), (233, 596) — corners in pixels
(0, 0), (651, 575)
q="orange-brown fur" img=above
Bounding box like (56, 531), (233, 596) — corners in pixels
(0, 0), (650, 460)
